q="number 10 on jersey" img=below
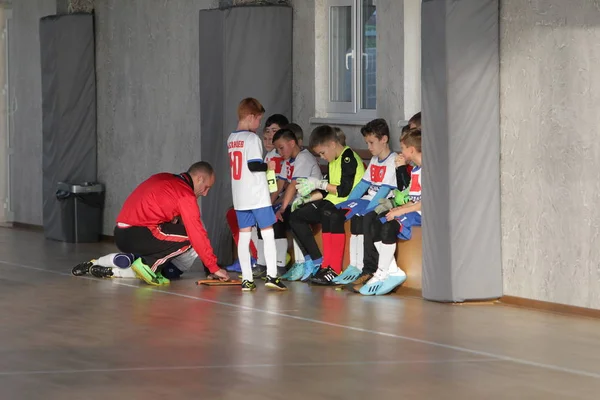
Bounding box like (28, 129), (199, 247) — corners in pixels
(230, 151), (242, 180)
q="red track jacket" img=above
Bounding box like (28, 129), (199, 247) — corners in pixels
(116, 173), (219, 273)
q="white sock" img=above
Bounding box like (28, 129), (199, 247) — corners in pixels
(96, 253), (133, 268)
(293, 239), (304, 263)
(349, 235), (357, 267)
(275, 238), (288, 267)
(251, 227), (259, 248)
(377, 243), (397, 277)
(238, 231), (253, 281)
(256, 238), (266, 265)
(112, 267), (136, 278)
(261, 228), (278, 277)
(374, 240), (382, 253)
(356, 234), (364, 271)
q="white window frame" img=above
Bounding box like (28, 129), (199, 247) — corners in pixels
(326, 0), (377, 120)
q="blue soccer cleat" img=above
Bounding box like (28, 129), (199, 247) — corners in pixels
(359, 270), (388, 296)
(281, 262), (305, 281)
(300, 259), (320, 282)
(375, 271), (407, 295)
(332, 265), (362, 284)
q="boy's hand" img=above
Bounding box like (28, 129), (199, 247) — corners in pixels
(268, 160), (277, 171)
(395, 153), (406, 167)
(385, 207), (405, 221)
(296, 177), (327, 197)
(275, 208), (284, 221)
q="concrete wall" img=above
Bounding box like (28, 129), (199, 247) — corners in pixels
(95, 0), (218, 234)
(8, 0), (56, 225)
(500, 0), (600, 309)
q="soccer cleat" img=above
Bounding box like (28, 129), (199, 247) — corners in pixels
(375, 270), (407, 295)
(252, 264), (267, 279)
(89, 265), (114, 279)
(346, 272), (374, 293)
(71, 260), (96, 276)
(359, 269), (388, 296)
(154, 270), (170, 285)
(241, 280), (257, 292)
(265, 276), (288, 291)
(225, 259), (242, 273)
(300, 259), (321, 282)
(130, 258), (161, 286)
(310, 266), (338, 285)
(332, 265), (362, 284)
(281, 262), (305, 281)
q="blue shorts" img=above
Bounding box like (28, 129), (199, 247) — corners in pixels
(236, 206), (277, 229)
(379, 211), (421, 240)
(337, 198), (370, 220)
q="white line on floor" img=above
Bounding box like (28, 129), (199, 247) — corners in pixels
(0, 358), (500, 377)
(2, 260), (600, 380)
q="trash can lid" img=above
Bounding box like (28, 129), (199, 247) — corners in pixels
(57, 182), (104, 194)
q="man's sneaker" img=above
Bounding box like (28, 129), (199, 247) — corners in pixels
(71, 260), (96, 276)
(310, 266), (338, 285)
(130, 258), (161, 286)
(89, 265), (114, 279)
(241, 280), (257, 292)
(332, 265), (362, 284)
(265, 276), (288, 291)
(154, 270), (170, 285)
(346, 271), (374, 293)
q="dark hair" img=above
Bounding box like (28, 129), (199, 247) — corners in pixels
(283, 123), (304, 142)
(272, 128), (298, 145)
(265, 114), (289, 128)
(309, 125), (339, 149)
(408, 112), (421, 128)
(361, 118), (390, 140)
(188, 161), (214, 176)
(400, 128), (421, 153)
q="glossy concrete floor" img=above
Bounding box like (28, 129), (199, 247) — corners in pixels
(2, 228), (600, 399)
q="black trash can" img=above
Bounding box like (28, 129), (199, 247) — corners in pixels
(55, 182), (105, 243)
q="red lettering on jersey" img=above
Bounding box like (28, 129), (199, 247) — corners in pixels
(370, 165), (387, 183)
(228, 140), (244, 149)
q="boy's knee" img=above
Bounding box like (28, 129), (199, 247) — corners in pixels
(350, 215), (363, 235)
(381, 220), (400, 244)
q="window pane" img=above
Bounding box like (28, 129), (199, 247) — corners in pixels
(330, 6), (353, 103)
(361, 0), (376, 110)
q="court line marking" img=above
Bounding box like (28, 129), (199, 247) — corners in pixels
(3, 260), (600, 380)
(0, 358), (500, 377)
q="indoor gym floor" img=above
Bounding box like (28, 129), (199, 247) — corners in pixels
(2, 227), (600, 399)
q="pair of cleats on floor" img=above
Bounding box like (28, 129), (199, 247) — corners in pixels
(280, 262), (406, 295)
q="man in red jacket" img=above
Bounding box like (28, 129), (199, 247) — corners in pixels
(112, 161), (229, 286)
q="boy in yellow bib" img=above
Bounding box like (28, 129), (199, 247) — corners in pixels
(288, 125), (365, 283)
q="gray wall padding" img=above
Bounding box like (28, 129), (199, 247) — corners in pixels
(199, 6), (292, 264)
(421, 0), (502, 302)
(40, 13), (97, 241)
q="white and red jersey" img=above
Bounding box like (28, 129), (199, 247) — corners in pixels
(279, 149), (322, 198)
(361, 153), (397, 200)
(409, 166), (422, 214)
(264, 148), (284, 175)
(227, 130), (272, 211)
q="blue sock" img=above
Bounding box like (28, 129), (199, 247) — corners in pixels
(312, 257), (323, 265)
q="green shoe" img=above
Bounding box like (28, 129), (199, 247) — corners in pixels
(155, 271), (170, 285)
(131, 258), (161, 286)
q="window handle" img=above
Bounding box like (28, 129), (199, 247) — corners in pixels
(362, 53), (369, 70)
(345, 50), (354, 70)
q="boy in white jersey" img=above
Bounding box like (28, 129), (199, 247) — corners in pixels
(269, 128), (322, 281)
(361, 127), (422, 295)
(253, 114), (289, 277)
(227, 98), (287, 291)
(308, 119), (397, 286)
